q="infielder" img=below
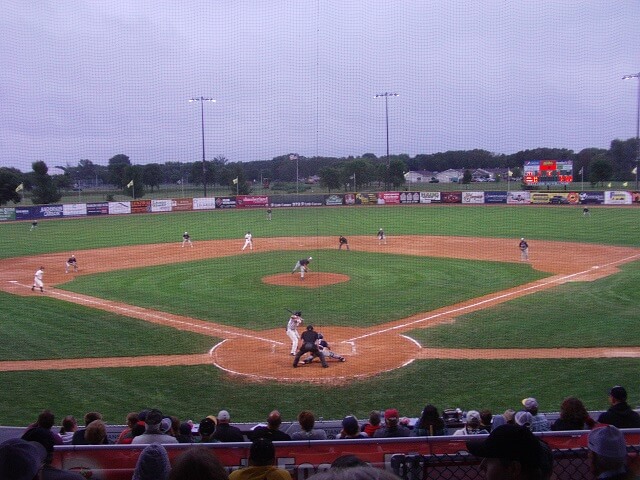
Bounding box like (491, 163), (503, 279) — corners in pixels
(377, 228), (386, 244)
(182, 232), (193, 247)
(65, 255), (78, 273)
(286, 311), (304, 355)
(31, 266), (45, 292)
(242, 231), (253, 251)
(519, 237), (529, 261)
(291, 257), (312, 280)
(338, 236), (350, 250)
(303, 333), (346, 363)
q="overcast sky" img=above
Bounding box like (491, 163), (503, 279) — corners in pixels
(1, 1), (639, 172)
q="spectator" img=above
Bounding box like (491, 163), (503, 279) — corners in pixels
(597, 386), (640, 429)
(247, 410), (292, 441)
(176, 422), (195, 443)
(84, 419), (109, 445)
(515, 412), (534, 431)
(132, 443), (171, 480)
(160, 417), (174, 437)
(466, 424), (551, 480)
(491, 415), (507, 430)
(229, 438), (291, 480)
(72, 411), (107, 445)
(116, 412), (139, 444)
(414, 405), (445, 436)
(521, 398), (550, 432)
(587, 425), (631, 480)
(24, 409), (63, 446)
(0, 437), (48, 480)
(198, 416), (220, 443)
(23, 426), (85, 479)
(453, 410), (488, 436)
(59, 415), (78, 445)
(212, 410), (245, 442)
(503, 409), (516, 425)
(132, 409), (178, 444)
(307, 465), (402, 480)
(480, 410), (493, 433)
(551, 397), (596, 431)
(361, 411), (382, 437)
(291, 410), (328, 440)
(169, 447), (229, 480)
(336, 416), (367, 439)
(373, 409), (412, 438)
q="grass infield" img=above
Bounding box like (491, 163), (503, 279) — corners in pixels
(0, 204), (639, 426)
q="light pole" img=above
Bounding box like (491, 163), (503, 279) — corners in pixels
(374, 92), (399, 187)
(622, 73), (640, 190)
(290, 153), (299, 194)
(189, 96), (216, 197)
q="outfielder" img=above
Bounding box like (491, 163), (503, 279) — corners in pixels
(31, 266), (44, 292)
(182, 232), (193, 247)
(303, 333), (345, 363)
(291, 256), (312, 280)
(65, 255), (78, 273)
(286, 311), (303, 356)
(519, 237), (529, 261)
(242, 231), (253, 251)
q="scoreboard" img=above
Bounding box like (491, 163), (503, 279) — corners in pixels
(523, 160), (573, 186)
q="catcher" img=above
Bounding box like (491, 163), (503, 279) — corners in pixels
(286, 311), (304, 356)
(302, 333), (345, 363)
(293, 325), (328, 368)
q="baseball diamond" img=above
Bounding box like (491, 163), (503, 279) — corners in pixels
(0, 235), (639, 384)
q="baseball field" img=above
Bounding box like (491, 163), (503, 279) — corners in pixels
(0, 204), (639, 426)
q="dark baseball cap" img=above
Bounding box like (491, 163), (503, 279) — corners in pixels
(609, 386), (627, 402)
(466, 424), (542, 467)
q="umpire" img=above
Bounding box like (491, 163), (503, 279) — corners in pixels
(293, 325), (328, 368)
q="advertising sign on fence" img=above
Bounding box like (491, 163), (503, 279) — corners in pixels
(236, 195), (269, 208)
(87, 202), (109, 215)
(354, 192), (377, 204)
(0, 208), (16, 221)
(604, 191), (632, 205)
(400, 192), (421, 204)
(377, 192), (401, 204)
(441, 192), (462, 204)
(461, 192), (484, 204)
(507, 191), (530, 204)
(214, 197), (237, 209)
(484, 191), (507, 203)
(269, 195), (324, 207)
(108, 202), (131, 215)
(62, 203), (88, 217)
(193, 197), (218, 210)
(151, 199), (173, 213)
(130, 200), (151, 214)
(420, 192), (441, 203)
(324, 194), (344, 206)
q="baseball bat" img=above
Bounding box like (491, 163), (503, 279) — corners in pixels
(285, 308), (294, 314)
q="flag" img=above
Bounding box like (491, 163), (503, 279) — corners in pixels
(232, 177), (238, 185)
(607, 182), (612, 188)
(507, 170), (513, 177)
(578, 167), (583, 175)
(15, 183), (24, 192)
(633, 166), (638, 175)
(126, 180), (134, 188)
(623, 182), (628, 187)
(177, 179), (182, 185)
(350, 174), (356, 180)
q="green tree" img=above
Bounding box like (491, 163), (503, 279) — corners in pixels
(228, 164), (249, 195)
(388, 159), (407, 188)
(318, 166), (341, 192)
(107, 154), (131, 186)
(589, 155), (614, 186)
(462, 169), (473, 184)
(30, 161), (61, 205)
(142, 163), (163, 191)
(123, 165), (145, 199)
(0, 168), (23, 205)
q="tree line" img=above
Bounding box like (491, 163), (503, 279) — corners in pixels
(0, 137), (637, 205)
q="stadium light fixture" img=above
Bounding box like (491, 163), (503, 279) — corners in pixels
(189, 96), (216, 197)
(623, 73), (640, 189)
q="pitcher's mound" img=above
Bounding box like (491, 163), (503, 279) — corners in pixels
(262, 272), (350, 288)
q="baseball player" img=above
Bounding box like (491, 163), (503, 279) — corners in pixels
(377, 228), (386, 244)
(286, 311), (304, 356)
(338, 236), (350, 250)
(519, 237), (529, 261)
(266, 208), (272, 221)
(242, 231), (253, 251)
(65, 255), (78, 273)
(303, 333), (345, 363)
(30, 220), (38, 231)
(31, 266), (45, 292)
(293, 325), (328, 368)
(182, 232), (193, 247)
(291, 256), (312, 280)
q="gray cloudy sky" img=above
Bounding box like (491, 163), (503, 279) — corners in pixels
(1, 1), (639, 172)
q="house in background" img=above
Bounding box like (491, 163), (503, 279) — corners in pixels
(404, 170), (438, 183)
(434, 169), (464, 183)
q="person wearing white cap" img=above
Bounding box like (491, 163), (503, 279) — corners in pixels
(453, 410), (489, 436)
(522, 397), (550, 432)
(587, 425), (630, 480)
(212, 410), (245, 442)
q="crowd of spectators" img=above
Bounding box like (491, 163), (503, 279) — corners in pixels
(2, 385), (639, 480)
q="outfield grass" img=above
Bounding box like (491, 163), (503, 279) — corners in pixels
(0, 205), (639, 426)
(59, 252), (545, 328)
